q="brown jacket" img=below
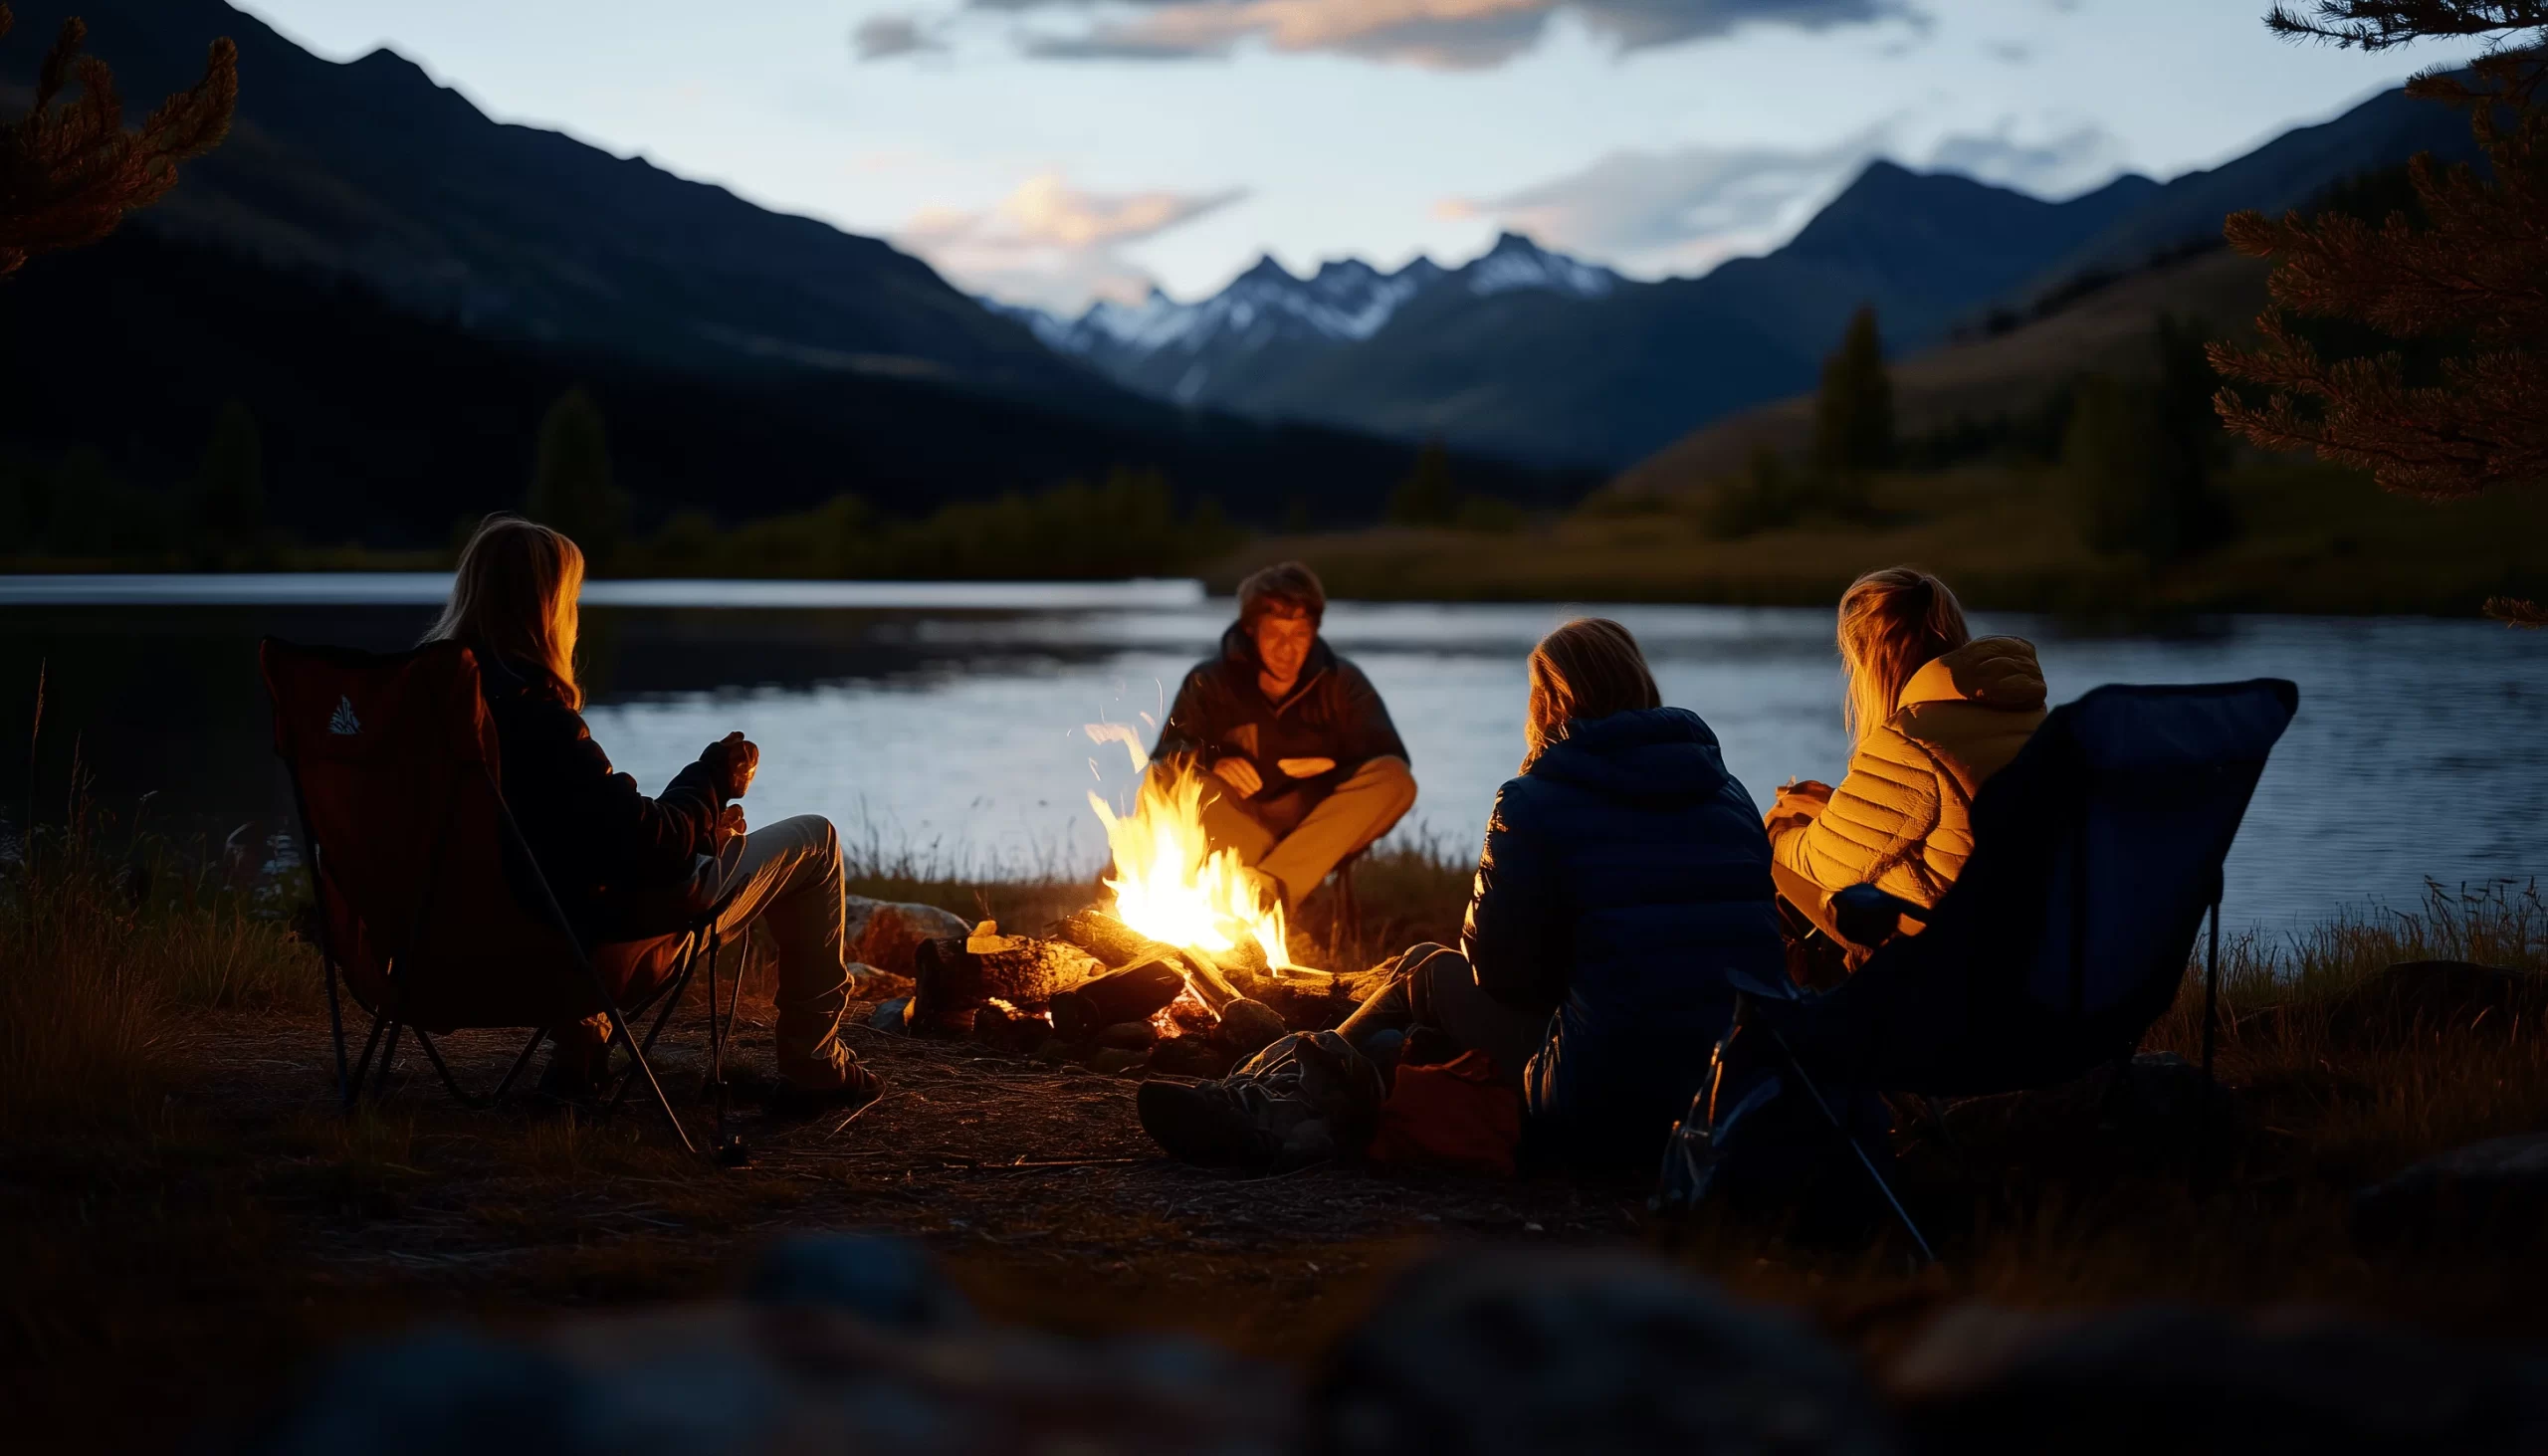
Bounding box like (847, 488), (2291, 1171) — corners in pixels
(1771, 636), (2047, 912)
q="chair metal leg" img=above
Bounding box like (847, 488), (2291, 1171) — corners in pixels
(344, 1009), (390, 1111)
(603, 931), (711, 1119)
(323, 955), (351, 1108)
(410, 1027), (545, 1110)
(1765, 1022), (1937, 1267)
(600, 1003), (697, 1155)
(367, 1020), (403, 1105)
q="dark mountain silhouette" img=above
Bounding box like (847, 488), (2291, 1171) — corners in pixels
(2, 0), (1085, 397)
(0, 0), (1592, 546)
(0, 227), (1591, 547)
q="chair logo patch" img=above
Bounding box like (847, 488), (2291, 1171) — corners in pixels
(327, 697), (362, 736)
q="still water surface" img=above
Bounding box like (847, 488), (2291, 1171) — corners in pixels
(1, 576), (2537, 931)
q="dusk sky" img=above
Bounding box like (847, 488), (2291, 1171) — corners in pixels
(239, 0), (2477, 313)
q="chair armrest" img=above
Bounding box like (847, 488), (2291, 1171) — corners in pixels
(1832, 883), (1919, 950)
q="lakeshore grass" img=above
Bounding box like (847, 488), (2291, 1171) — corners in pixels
(2, 809), (2543, 1447)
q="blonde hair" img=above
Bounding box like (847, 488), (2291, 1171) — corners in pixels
(425, 514), (587, 709)
(1524, 617), (1661, 768)
(1836, 566), (1969, 744)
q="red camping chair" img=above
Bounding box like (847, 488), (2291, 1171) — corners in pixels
(262, 638), (738, 1153)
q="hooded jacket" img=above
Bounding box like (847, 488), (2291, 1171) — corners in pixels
(1773, 636), (2048, 912)
(1151, 623), (1409, 803)
(476, 652), (729, 943)
(1460, 706), (1785, 1164)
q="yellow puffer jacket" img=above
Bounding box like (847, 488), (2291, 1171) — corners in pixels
(1772, 636), (2047, 912)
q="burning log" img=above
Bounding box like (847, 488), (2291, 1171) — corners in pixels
(1048, 955), (1183, 1043)
(907, 927), (1104, 1037)
(1049, 909), (1156, 967)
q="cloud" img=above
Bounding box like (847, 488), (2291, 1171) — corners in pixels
(1924, 121), (2120, 195)
(1440, 129), (1887, 275)
(965, 0), (1916, 70)
(899, 171), (1248, 312)
(853, 14), (945, 59)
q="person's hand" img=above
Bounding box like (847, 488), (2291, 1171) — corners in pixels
(1779, 778), (1833, 805)
(1276, 756), (1336, 779)
(707, 731), (759, 799)
(716, 803), (747, 845)
(1211, 756), (1263, 798)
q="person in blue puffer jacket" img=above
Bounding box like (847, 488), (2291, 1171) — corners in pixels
(1348, 616), (1786, 1168)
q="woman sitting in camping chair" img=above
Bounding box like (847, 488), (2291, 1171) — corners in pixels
(1765, 567), (2047, 985)
(425, 515), (880, 1108)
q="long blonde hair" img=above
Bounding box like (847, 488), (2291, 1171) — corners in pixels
(1524, 617), (1661, 768)
(425, 514), (587, 708)
(1836, 566), (1969, 744)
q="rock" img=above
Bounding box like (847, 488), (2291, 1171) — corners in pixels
(1312, 1249), (1896, 1456)
(868, 997), (912, 1034)
(842, 895), (972, 977)
(1887, 1301), (2548, 1455)
(1087, 1047), (1148, 1077)
(1098, 1019), (1160, 1049)
(2327, 959), (2547, 1045)
(743, 1233), (974, 1332)
(2353, 1133), (2548, 1246)
(2108, 1051), (2214, 1128)
(970, 1002), (1050, 1057)
(255, 1327), (583, 1456)
(1150, 1036), (1237, 1079)
(845, 962), (914, 1002)
(1214, 998), (1289, 1058)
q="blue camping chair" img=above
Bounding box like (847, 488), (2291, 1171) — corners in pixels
(1656, 679), (2301, 1260)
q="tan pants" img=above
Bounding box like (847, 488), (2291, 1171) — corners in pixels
(706, 814), (854, 1089)
(1191, 756), (1416, 910)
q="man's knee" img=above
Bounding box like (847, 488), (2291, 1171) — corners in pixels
(1357, 754), (1417, 819)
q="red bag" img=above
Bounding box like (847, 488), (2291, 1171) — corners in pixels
(1367, 1049), (1523, 1177)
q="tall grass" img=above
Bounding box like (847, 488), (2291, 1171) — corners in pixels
(0, 803), (318, 1140)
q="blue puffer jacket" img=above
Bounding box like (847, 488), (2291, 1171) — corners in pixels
(1461, 706), (1784, 1166)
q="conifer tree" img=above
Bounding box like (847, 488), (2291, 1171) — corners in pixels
(192, 398), (262, 550)
(0, 4), (237, 276)
(528, 386), (627, 567)
(1388, 441), (1459, 525)
(2209, 3), (2547, 623)
(1810, 306), (1895, 478)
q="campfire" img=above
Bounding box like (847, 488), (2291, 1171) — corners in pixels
(879, 751), (1361, 1078)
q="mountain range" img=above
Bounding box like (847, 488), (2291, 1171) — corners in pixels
(1009, 83), (2475, 471)
(0, 0), (1590, 546)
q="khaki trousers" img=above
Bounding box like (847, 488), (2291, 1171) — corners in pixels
(705, 814), (854, 1089)
(1190, 755), (1417, 909)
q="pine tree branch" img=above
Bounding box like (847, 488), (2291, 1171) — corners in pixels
(2484, 595), (2548, 626)
(0, 4), (237, 276)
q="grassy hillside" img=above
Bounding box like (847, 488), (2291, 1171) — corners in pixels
(1616, 248), (2274, 498)
(1209, 456), (2548, 617)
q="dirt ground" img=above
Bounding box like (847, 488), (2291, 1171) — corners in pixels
(0, 985), (1663, 1452)
(11, 949), (2548, 1453)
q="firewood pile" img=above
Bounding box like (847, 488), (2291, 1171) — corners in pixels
(872, 907), (1374, 1081)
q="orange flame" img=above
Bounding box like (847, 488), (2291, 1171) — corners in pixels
(1088, 759), (1298, 971)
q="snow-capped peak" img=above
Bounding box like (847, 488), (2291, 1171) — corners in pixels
(1460, 233), (1618, 301)
(984, 234), (1620, 404)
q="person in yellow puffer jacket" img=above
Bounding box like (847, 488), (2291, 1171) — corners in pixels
(1766, 567), (2046, 972)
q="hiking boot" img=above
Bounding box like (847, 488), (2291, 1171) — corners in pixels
(1137, 1078), (1273, 1165)
(769, 1044), (885, 1115)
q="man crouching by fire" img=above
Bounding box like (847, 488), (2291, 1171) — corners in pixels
(1151, 561), (1415, 914)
